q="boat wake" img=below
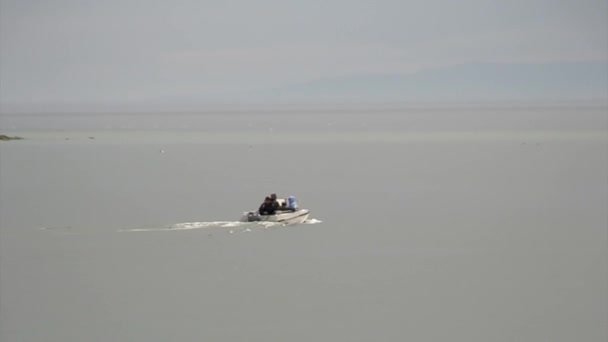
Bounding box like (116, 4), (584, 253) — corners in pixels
(118, 218), (321, 233)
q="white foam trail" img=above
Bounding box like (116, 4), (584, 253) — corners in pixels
(172, 221), (241, 229)
(258, 221), (280, 228)
(119, 221), (242, 232)
(220, 222), (244, 228)
(119, 218), (321, 232)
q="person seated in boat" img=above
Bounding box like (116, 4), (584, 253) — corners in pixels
(274, 195), (298, 212)
(269, 193), (280, 212)
(258, 197), (276, 215)
(279, 201), (288, 210)
(287, 195), (298, 211)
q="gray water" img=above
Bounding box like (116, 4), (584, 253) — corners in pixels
(1, 106), (607, 341)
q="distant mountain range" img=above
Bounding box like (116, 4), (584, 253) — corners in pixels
(2, 61), (606, 113)
(272, 61), (608, 103)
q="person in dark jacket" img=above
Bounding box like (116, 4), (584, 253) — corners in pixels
(258, 197), (276, 215)
(269, 193), (280, 212)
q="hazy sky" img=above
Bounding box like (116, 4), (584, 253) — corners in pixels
(1, 0), (606, 108)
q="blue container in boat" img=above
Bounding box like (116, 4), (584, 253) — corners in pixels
(288, 196), (297, 209)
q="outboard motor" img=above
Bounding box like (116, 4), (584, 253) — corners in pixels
(288, 196), (298, 210)
(246, 212), (261, 222)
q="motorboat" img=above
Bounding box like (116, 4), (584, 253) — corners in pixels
(242, 209), (310, 225)
(241, 197), (310, 225)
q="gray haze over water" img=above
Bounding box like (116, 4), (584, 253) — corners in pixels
(2, 0), (606, 108)
(1, 106), (606, 341)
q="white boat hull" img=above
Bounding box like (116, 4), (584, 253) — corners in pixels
(241, 209), (310, 225)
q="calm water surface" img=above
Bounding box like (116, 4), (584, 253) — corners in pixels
(1, 107), (606, 341)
